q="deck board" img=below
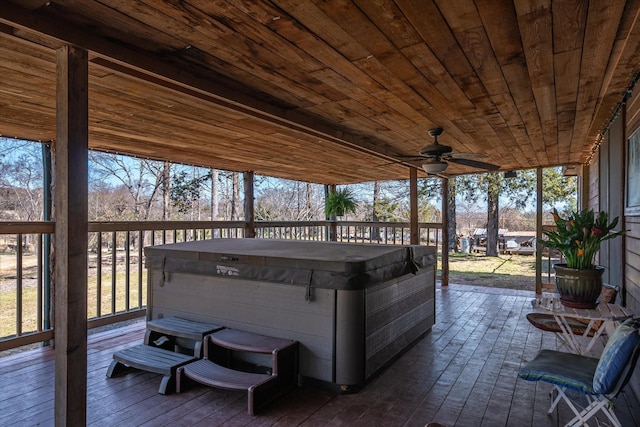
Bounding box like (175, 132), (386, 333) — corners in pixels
(1, 284), (638, 426)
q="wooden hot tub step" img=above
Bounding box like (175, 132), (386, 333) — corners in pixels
(177, 359), (274, 390)
(144, 317), (223, 357)
(107, 344), (197, 394)
(207, 328), (299, 354)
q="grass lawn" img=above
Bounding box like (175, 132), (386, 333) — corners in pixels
(440, 252), (548, 291)
(0, 265), (147, 339)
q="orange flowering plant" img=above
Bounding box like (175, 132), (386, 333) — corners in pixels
(540, 208), (625, 269)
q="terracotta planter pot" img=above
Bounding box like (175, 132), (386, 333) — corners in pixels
(554, 264), (604, 309)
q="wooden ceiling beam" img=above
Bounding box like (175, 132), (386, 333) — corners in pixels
(0, 2), (410, 172)
(570, 0), (628, 161)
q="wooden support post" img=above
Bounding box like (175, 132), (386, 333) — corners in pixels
(326, 184), (337, 241)
(620, 105), (627, 307)
(243, 171), (255, 238)
(409, 168), (419, 245)
(54, 45), (88, 426)
(579, 164), (589, 210)
(535, 167), (543, 294)
(441, 177), (449, 287)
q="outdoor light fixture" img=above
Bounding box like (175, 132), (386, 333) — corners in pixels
(422, 161), (448, 174)
(504, 170), (517, 178)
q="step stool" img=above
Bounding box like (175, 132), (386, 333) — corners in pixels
(107, 345), (197, 394)
(177, 328), (298, 414)
(145, 316), (223, 357)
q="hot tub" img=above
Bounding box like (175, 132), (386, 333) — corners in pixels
(145, 238), (436, 391)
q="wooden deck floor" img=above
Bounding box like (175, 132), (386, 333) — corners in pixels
(1, 284), (638, 426)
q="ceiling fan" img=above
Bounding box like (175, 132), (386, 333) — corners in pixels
(405, 128), (500, 174)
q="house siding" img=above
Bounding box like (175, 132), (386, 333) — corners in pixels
(594, 94), (640, 400)
(624, 92), (640, 315)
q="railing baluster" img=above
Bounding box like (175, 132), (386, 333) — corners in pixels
(111, 232), (117, 315)
(125, 230), (131, 311)
(97, 232), (102, 318)
(138, 230), (143, 308)
(37, 234), (43, 332)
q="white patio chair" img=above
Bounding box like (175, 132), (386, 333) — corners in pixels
(518, 317), (640, 426)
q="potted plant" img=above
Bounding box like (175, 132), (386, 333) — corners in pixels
(540, 208), (625, 308)
(325, 187), (358, 218)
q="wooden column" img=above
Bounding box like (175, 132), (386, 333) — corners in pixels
(441, 177), (449, 287)
(326, 184), (337, 241)
(535, 167), (543, 294)
(54, 45), (88, 426)
(580, 164), (589, 210)
(243, 171), (255, 238)
(409, 168), (419, 245)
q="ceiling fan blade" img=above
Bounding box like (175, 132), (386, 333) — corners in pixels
(397, 155), (431, 161)
(447, 153), (487, 160)
(376, 157), (425, 167)
(447, 157), (500, 170)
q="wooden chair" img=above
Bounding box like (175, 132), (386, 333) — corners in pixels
(518, 317), (640, 427)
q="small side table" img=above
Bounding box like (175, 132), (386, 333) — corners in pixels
(531, 297), (633, 355)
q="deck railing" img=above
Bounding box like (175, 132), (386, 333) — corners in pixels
(0, 220), (441, 352)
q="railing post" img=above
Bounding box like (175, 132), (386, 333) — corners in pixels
(441, 177), (449, 287)
(535, 167), (543, 294)
(325, 184), (337, 241)
(410, 168), (419, 245)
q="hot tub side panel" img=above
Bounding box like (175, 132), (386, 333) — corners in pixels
(364, 264), (436, 378)
(147, 269), (336, 382)
(333, 266), (435, 387)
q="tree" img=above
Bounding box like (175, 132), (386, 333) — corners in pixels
(89, 153), (165, 220)
(0, 139), (44, 222)
(371, 181), (381, 241)
(305, 182), (313, 220)
(231, 172), (241, 220)
(254, 177), (323, 221)
(485, 173), (501, 256)
(170, 169), (212, 215)
(447, 178), (458, 252)
(457, 168), (577, 257)
(162, 162), (171, 220)
(211, 169), (219, 220)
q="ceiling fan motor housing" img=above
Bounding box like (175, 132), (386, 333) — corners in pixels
(420, 144), (452, 156)
(422, 161), (448, 174)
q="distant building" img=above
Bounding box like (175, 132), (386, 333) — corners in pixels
(503, 231), (536, 255)
(470, 229), (536, 254)
(471, 228), (508, 252)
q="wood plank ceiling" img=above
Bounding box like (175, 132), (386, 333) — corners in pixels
(1, 1), (640, 185)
